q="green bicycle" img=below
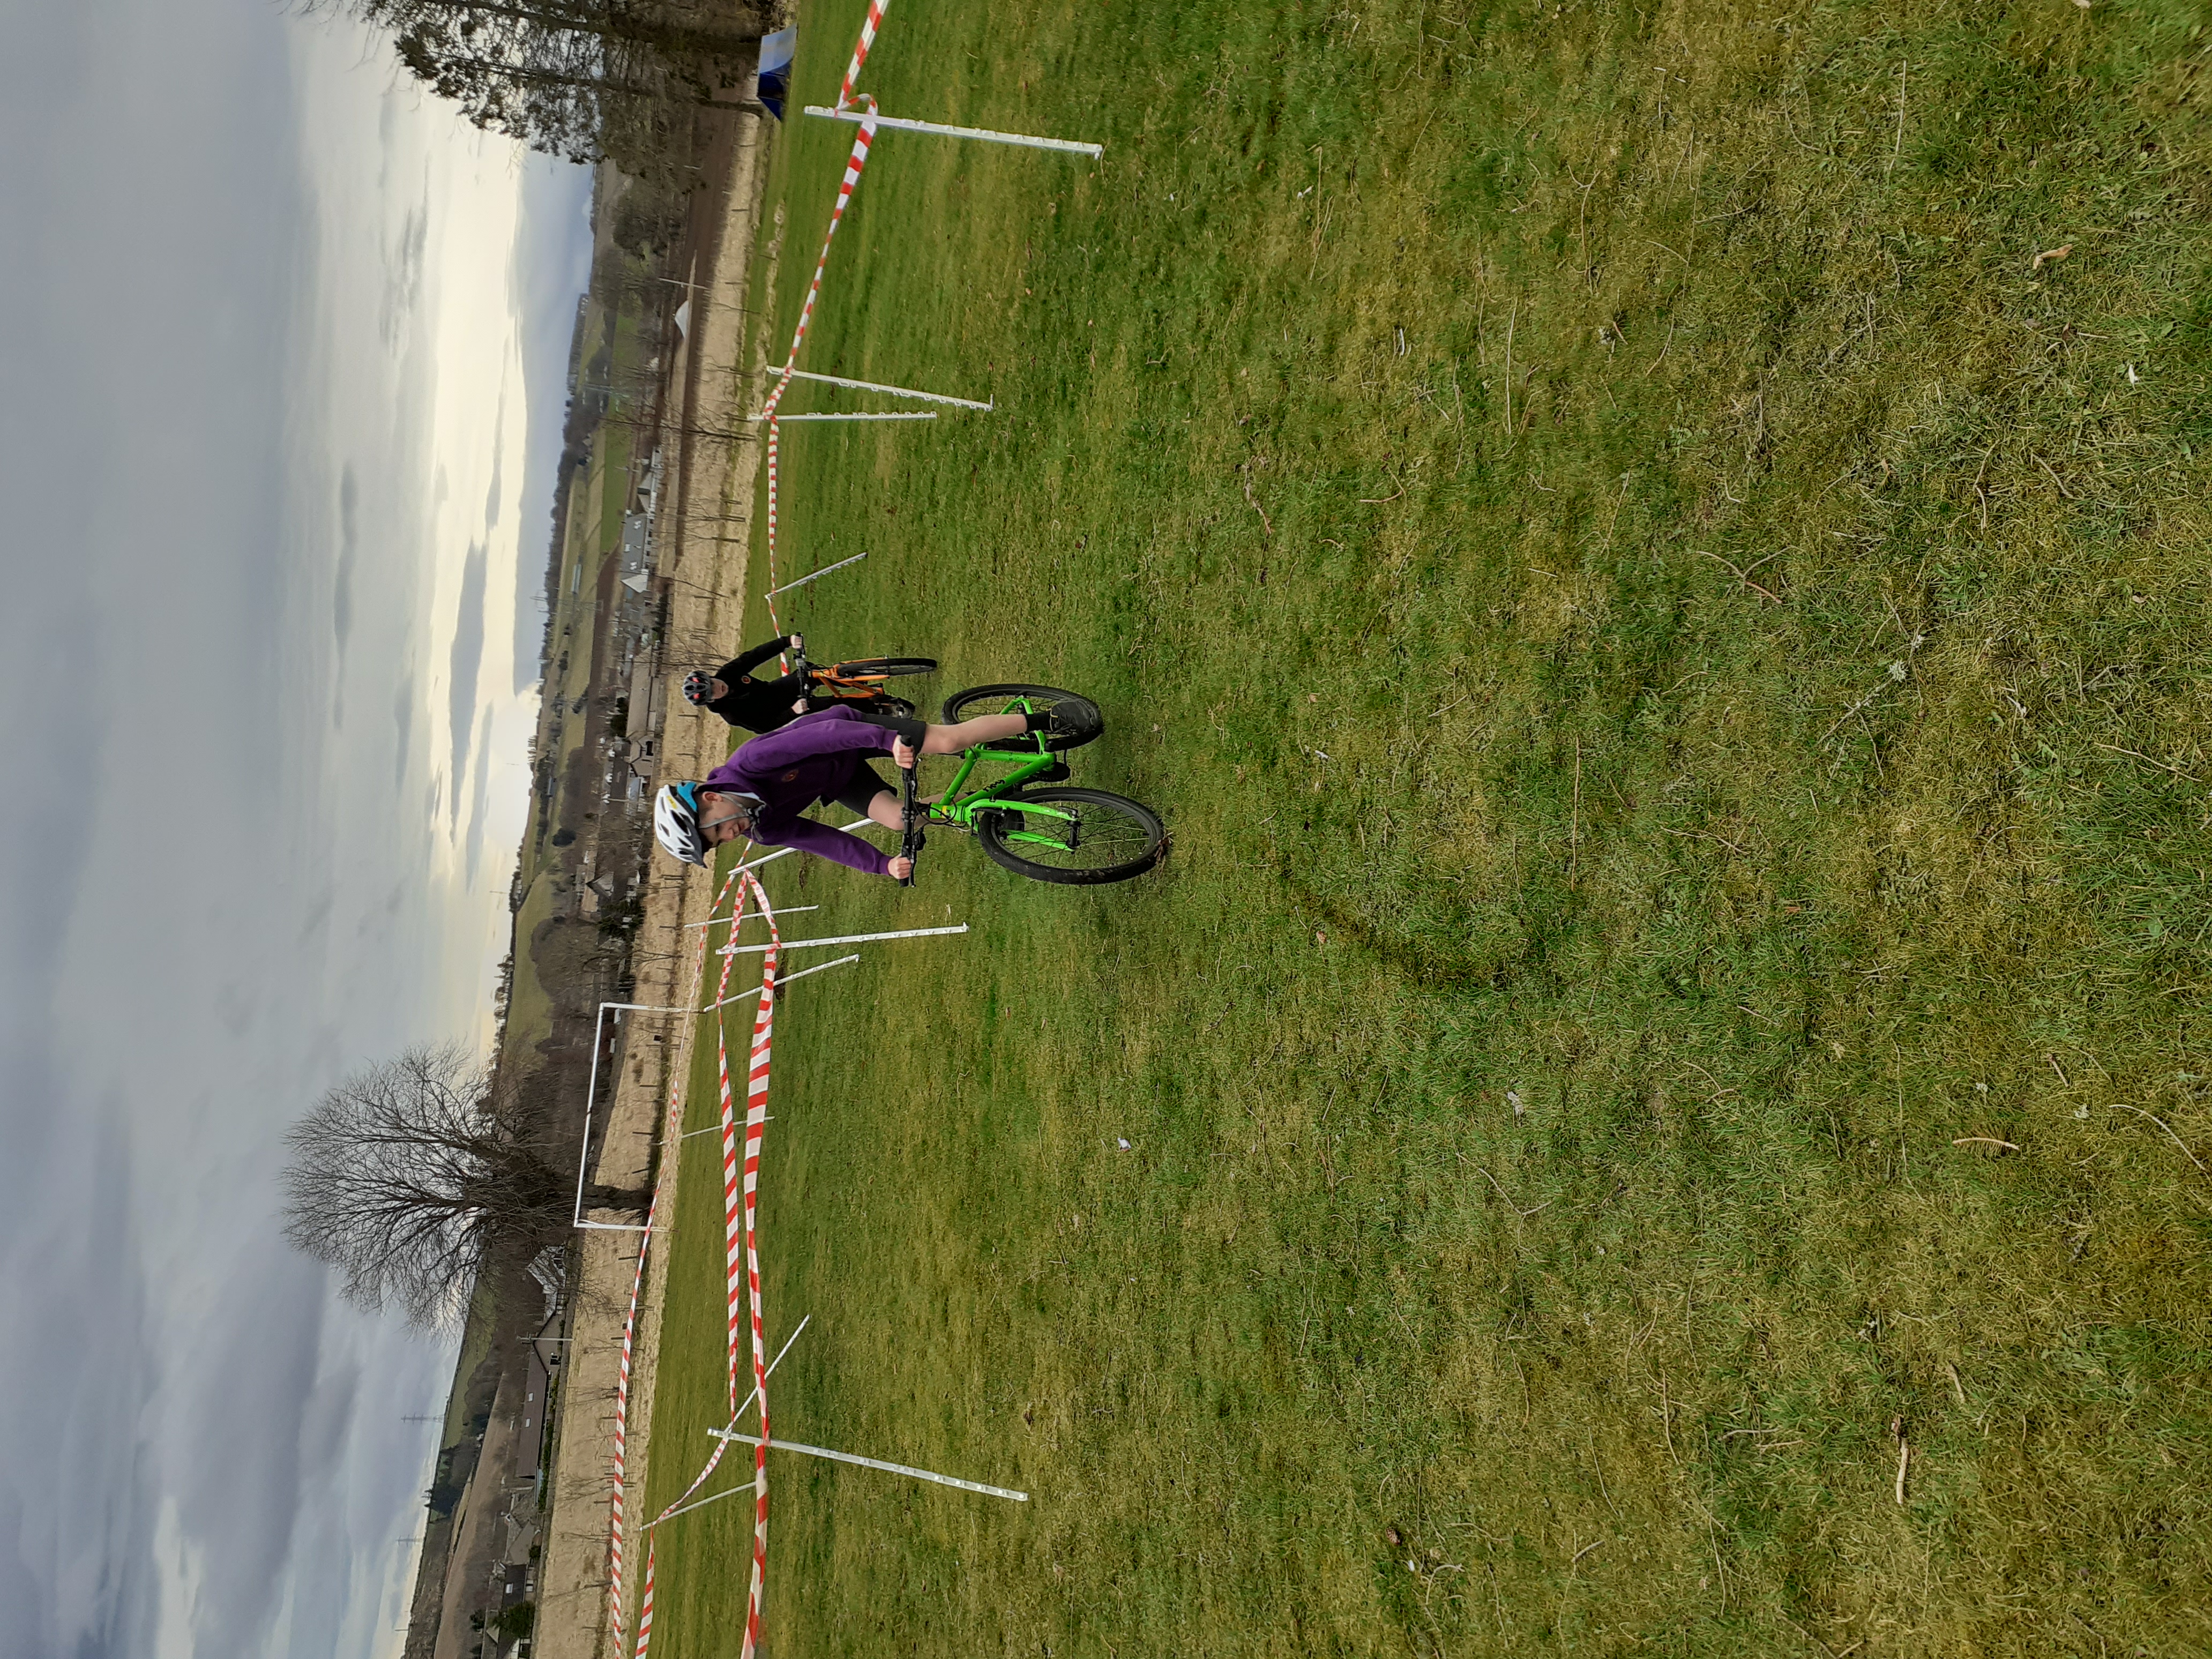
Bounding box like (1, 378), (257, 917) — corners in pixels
(896, 684), (1165, 886)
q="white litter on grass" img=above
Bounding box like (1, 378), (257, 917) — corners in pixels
(1117, 1138), (1131, 1149)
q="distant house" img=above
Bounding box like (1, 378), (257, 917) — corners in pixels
(510, 1349), (551, 1497)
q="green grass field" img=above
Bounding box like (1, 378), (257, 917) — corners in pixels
(637, 1), (2212, 1653)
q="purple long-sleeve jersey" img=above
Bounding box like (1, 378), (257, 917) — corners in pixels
(703, 706), (895, 875)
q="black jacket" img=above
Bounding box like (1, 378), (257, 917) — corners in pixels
(704, 638), (810, 733)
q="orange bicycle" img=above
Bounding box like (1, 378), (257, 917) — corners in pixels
(791, 636), (936, 718)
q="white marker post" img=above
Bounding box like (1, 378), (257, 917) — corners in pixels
(803, 104), (1102, 159)
(718, 1315), (810, 1420)
(765, 367), (991, 411)
(765, 551), (869, 598)
(687, 1434), (1027, 1507)
(749, 410), (938, 423)
(731, 820), (877, 876)
(684, 904), (820, 930)
(705, 953), (860, 1011)
(719, 924), (968, 956)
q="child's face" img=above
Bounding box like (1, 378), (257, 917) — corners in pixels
(699, 795), (752, 847)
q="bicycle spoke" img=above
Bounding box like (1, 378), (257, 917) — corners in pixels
(976, 787), (1164, 885)
(999, 802), (1152, 871)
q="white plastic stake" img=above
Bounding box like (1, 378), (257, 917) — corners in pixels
(803, 103), (1102, 159)
(733, 820), (877, 875)
(765, 366), (991, 411)
(749, 410), (937, 423)
(684, 905), (819, 930)
(719, 924), (967, 956)
(704, 954), (860, 1010)
(765, 551), (869, 597)
(686, 1436), (1027, 1506)
(651, 1316), (812, 1477)
(714, 1315), (810, 1423)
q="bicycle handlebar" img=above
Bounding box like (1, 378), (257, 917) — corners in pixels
(896, 760), (924, 886)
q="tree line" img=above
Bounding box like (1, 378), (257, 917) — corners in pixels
(343, 0), (771, 173)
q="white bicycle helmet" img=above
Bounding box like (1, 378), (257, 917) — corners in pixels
(654, 782), (712, 866)
(654, 782), (763, 867)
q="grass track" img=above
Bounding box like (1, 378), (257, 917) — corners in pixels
(640, 1), (2212, 1653)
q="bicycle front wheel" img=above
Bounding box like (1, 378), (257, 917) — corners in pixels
(977, 788), (1165, 884)
(829, 657), (937, 679)
(941, 684), (1102, 752)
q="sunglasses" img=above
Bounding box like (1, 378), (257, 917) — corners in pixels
(699, 797), (757, 843)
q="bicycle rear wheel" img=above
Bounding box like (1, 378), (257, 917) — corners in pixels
(977, 788), (1164, 884)
(829, 656), (937, 679)
(941, 684), (1102, 752)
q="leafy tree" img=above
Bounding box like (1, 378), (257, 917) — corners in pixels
(281, 1044), (641, 1325)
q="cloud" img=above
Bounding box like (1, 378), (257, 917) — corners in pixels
(462, 703), (498, 887)
(392, 671), (415, 790)
(483, 408), (504, 529)
(332, 466), (361, 730)
(507, 160), (594, 693)
(447, 541), (489, 820)
(0, 1107), (160, 1659)
(0, 3), (591, 1656)
(381, 197), (428, 349)
(334, 465), (360, 657)
(145, 1257), (334, 1655)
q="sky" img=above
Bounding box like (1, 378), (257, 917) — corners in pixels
(0, 3), (594, 1656)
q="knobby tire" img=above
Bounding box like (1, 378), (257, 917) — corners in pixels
(942, 684), (1103, 753)
(977, 788), (1165, 885)
(829, 656), (937, 679)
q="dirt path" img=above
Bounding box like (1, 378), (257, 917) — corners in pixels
(533, 107), (780, 1659)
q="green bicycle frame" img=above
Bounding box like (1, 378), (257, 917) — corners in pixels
(924, 711), (1081, 849)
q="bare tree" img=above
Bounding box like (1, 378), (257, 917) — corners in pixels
(281, 1043), (643, 1326)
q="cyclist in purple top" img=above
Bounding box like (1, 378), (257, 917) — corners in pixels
(653, 705), (1037, 879)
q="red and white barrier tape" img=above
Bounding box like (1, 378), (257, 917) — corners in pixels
(605, 868), (740, 1647)
(619, 869), (784, 1659)
(732, 866), (781, 1659)
(758, 3), (890, 631)
(603, 1174), (654, 1648)
(759, 114), (880, 631)
(834, 0), (890, 115)
(616, 5), (898, 1640)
